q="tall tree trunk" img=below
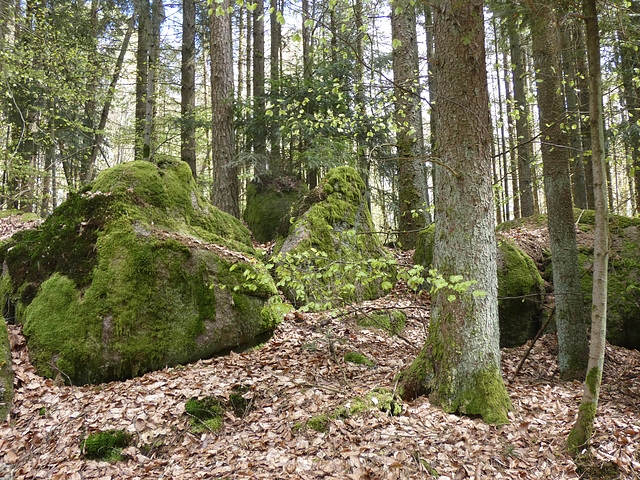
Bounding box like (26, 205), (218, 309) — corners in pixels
(531, 5), (588, 381)
(493, 16), (509, 221)
(85, 13), (136, 183)
(391, 0), (427, 250)
(181, 0), (197, 177)
(143, 0), (164, 161)
(135, 0), (150, 161)
(503, 47), (519, 219)
(253, 0), (266, 168)
(210, 1), (240, 217)
(561, 21), (588, 209)
(400, 0), (511, 425)
(302, 0), (316, 189)
(354, 0), (369, 202)
(269, 0), (282, 168)
(567, 0), (608, 453)
(508, 18), (535, 217)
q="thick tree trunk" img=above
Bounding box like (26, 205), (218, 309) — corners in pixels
(568, 0), (608, 453)
(507, 18), (535, 217)
(253, 0), (266, 167)
(181, 0), (197, 178)
(400, 0), (511, 425)
(531, 7), (588, 381)
(210, 1), (240, 218)
(391, 0), (427, 249)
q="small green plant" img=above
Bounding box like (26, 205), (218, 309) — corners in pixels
(344, 351), (374, 367)
(426, 268), (487, 302)
(81, 430), (131, 461)
(185, 396), (225, 433)
(307, 414), (329, 433)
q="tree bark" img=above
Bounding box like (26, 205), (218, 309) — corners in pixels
(210, 0), (240, 218)
(530, 5), (588, 381)
(181, 0), (197, 178)
(135, 0), (151, 161)
(253, 0), (266, 167)
(391, 0), (427, 249)
(400, 0), (511, 424)
(568, 0), (609, 453)
(507, 18), (535, 217)
(270, 0), (282, 168)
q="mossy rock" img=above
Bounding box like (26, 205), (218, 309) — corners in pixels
(356, 310), (406, 335)
(577, 212), (640, 349)
(414, 227), (544, 347)
(82, 429), (131, 461)
(497, 240), (545, 347)
(272, 166), (396, 310)
(0, 160), (291, 385)
(243, 175), (308, 243)
(0, 317), (13, 422)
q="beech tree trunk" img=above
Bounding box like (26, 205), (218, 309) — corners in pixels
(210, 0), (240, 218)
(530, 5), (589, 381)
(568, 0), (609, 453)
(400, 0), (511, 425)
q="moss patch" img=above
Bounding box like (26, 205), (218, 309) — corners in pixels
(307, 414), (330, 433)
(344, 351), (374, 366)
(82, 429), (131, 461)
(356, 310), (406, 335)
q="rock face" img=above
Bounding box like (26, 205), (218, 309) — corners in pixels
(273, 166), (395, 310)
(576, 211), (640, 350)
(413, 228), (545, 347)
(0, 160), (289, 385)
(243, 176), (307, 244)
(0, 318), (12, 421)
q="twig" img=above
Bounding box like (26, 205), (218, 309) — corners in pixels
(511, 306), (556, 380)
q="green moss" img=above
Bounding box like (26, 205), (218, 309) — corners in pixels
(367, 388), (402, 416)
(260, 296), (293, 330)
(453, 368), (512, 425)
(356, 310), (406, 334)
(0, 317), (13, 422)
(307, 414), (329, 432)
(185, 396), (225, 433)
(573, 453), (620, 479)
(567, 402), (598, 455)
(82, 430), (131, 461)
(344, 351), (374, 367)
(413, 225), (435, 267)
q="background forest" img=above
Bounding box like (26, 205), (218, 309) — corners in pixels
(2, 0), (639, 236)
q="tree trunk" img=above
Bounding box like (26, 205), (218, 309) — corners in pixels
(507, 18), (535, 217)
(530, 6), (588, 381)
(181, 0), (197, 177)
(85, 13), (136, 184)
(253, 0), (266, 167)
(567, 0), (608, 453)
(561, 21), (588, 209)
(400, 0), (511, 425)
(210, 0), (240, 218)
(391, 0), (427, 250)
(135, 0), (151, 161)
(270, 0), (282, 168)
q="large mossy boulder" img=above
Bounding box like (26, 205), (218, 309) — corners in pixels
(0, 159), (290, 385)
(0, 317), (12, 421)
(413, 227), (545, 347)
(272, 166), (395, 310)
(576, 210), (640, 350)
(243, 175), (307, 243)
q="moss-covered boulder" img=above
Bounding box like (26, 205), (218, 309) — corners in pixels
(576, 211), (640, 350)
(243, 175), (307, 244)
(272, 166), (395, 310)
(0, 159), (290, 385)
(0, 317), (13, 422)
(413, 228), (545, 347)
(496, 240), (545, 347)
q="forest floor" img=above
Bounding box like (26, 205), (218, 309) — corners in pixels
(1, 216), (639, 480)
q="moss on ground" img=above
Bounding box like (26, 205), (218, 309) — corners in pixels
(186, 386), (253, 433)
(81, 429), (131, 461)
(0, 160), (287, 385)
(344, 351), (374, 366)
(356, 310), (407, 335)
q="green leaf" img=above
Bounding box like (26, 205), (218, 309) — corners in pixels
(392, 38), (402, 50)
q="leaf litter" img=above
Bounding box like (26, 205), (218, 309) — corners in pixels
(1, 220), (639, 479)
